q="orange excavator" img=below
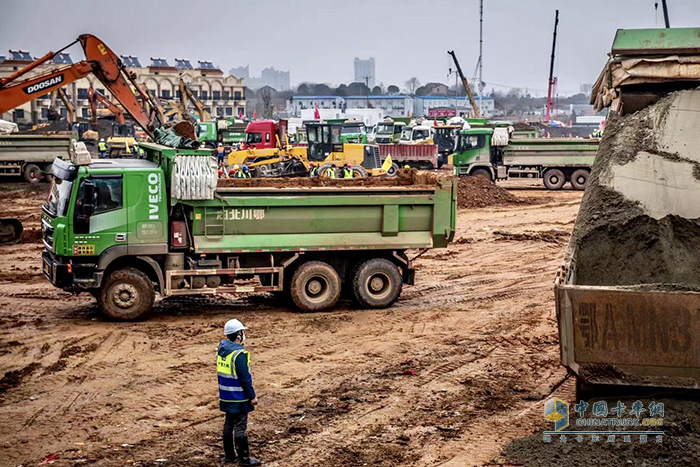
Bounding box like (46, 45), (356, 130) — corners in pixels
(87, 87), (125, 124)
(0, 34), (164, 138)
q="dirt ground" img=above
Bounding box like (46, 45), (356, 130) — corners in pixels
(0, 178), (687, 467)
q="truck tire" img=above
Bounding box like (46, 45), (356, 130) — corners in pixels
(98, 267), (155, 321)
(543, 168), (566, 190)
(352, 166), (368, 178)
(471, 168), (492, 182)
(23, 164), (44, 184)
(570, 169), (589, 190)
(386, 162), (399, 177)
(351, 258), (402, 309)
(290, 261), (341, 312)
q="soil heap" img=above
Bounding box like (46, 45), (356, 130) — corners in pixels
(571, 90), (700, 286)
(457, 176), (525, 209)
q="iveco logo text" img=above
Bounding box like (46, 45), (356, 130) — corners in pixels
(23, 74), (64, 94)
(148, 173), (160, 220)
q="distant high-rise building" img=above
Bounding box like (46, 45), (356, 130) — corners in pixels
(229, 65), (250, 81)
(229, 65), (290, 91)
(354, 57), (375, 88)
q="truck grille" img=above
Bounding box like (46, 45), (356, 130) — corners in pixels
(42, 217), (53, 249)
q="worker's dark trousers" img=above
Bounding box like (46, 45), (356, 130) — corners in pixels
(223, 413), (248, 458)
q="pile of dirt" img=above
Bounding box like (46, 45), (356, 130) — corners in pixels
(218, 168), (448, 189)
(571, 90), (700, 286)
(457, 176), (526, 208)
(504, 396), (700, 467)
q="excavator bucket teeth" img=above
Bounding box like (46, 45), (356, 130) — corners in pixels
(0, 218), (24, 244)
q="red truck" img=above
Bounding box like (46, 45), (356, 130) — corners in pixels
(240, 119), (288, 150)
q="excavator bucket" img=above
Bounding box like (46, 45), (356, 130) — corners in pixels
(0, 218), (23, 244)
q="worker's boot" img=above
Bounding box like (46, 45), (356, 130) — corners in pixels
(235, 436), (261, 466)
(223, 435), (237, 463)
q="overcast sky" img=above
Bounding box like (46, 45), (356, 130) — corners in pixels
(1, 0), (699, 96)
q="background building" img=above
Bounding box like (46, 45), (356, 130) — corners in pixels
(353, 57), (375, 88)
(229, 65), (290, 91)
(288, 94), (493, 118)
(0, 51), (245, 124)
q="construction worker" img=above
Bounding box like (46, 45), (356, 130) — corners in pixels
(230, 164), (245, 178)
(343, 164), (353, 179)
(324, 164), (336, 179)
(133, 142), (145, 159)
(241, 165), (251, 178)
(218, 319), (261, 466)
(308, 162), (318, 177)
(98, 138), (108, 159)
(216, 143), (226, 164)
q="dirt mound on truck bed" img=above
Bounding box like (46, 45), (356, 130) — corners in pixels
(217, 168), (448, 188)
(457, 176), (528, 208)
(571, 90), (700, 286)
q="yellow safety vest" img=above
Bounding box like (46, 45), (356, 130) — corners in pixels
(217, 349), (250, 403)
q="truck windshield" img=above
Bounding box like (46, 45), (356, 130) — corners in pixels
(45, 179), (73, 217)
(377, 123), (393, 135)
(341, 125), (365, 135)
(246, 132), (263, 144)
(400, 128), (413, 141)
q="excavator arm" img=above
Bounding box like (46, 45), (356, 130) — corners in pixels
(0, 34), (163, 138)
(88, 87), (125, 124)
(56, 88), (75, 123)
(447, 50), (481, 118)
(180, 78), (212, 122)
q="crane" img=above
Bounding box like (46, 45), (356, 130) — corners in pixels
(447, 50), (481, 118)
(0, 34), (164, 138)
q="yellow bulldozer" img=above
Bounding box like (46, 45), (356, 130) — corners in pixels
(228, 120), (385, 177)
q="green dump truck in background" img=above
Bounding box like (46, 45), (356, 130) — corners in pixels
(453, 128), (599, 190)
(0, 134), (73, 183)
(42, 142), (457, 320)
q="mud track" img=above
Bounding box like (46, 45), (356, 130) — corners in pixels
(0, 181), (591, 466)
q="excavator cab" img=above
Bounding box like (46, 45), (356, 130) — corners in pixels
(305, 122), (383, 177)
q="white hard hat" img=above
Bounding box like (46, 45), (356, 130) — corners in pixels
(224, 319), (247, 336)
(100, 138), (105, 141)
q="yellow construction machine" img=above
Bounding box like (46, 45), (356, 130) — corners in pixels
(229, 120), (385, 177)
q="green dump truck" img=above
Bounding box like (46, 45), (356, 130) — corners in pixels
(452, 128), (599, 190)
(0, 134), (73, 183)
(196, 119), (247, 148)
(42, 143), (457, 320)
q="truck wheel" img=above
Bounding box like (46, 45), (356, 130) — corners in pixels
(351, 258), (402, 309)
(23, 164), (44, 184)
(290, 261), (341, 312)
(471, 168), (492, 182)
(570, 169), (589, 190)
(352, 166), (368, 178)
(386, 162), (399, 177)
(98, 268), (155, 321)
(543, 168), (566, 190)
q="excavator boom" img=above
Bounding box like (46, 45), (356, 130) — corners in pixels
(0, 34), (163, 139)
(447, 50), (481, 118)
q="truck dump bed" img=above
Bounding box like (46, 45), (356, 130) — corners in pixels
(184, 175), (456, 253)
(503, 138), (598, 167)
(555, 88), (700, 391)
(0, 134), (71, 164)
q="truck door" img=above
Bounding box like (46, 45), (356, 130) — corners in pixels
(125, 170), (167, 248)
(71, 174), (127, 256)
